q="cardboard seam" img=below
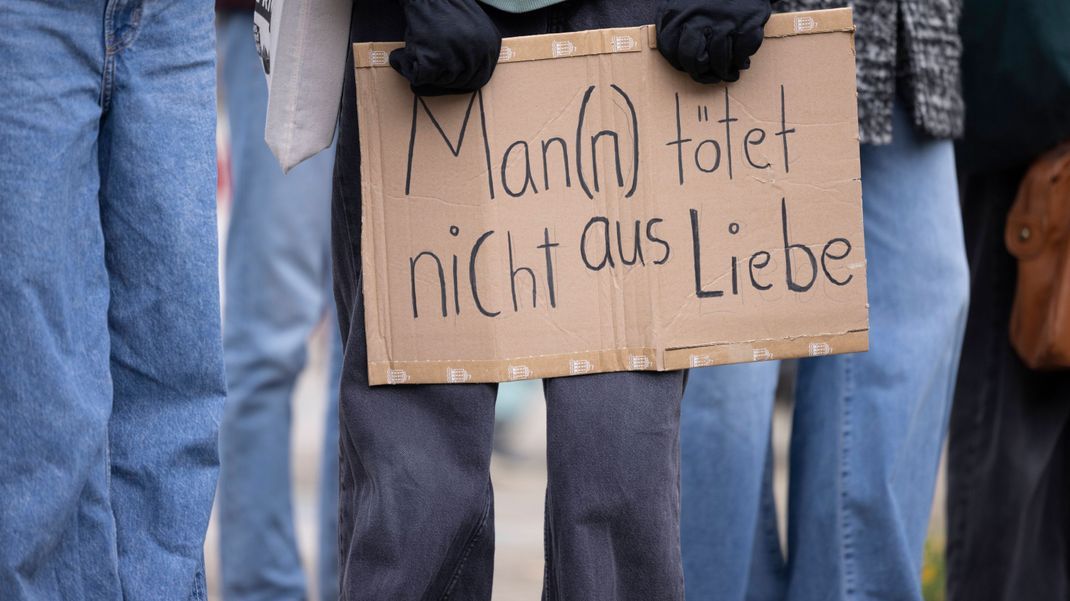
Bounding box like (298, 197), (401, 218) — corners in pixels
(664, 327), (869, 351)
(353, 9), (855, 68)
(364, 327), (867, 364)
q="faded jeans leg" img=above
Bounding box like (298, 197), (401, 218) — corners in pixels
(0, 2), (117, 598)
(783, 101), (968, 601)
(100, 2), (226, 599)
(680, 361), (781, 601)
(679, 101), (968, 601)
(543, 371), (687, 601)
(216, 10), (340, 601)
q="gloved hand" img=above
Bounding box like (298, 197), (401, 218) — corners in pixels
(656, 0), (773, 84)
(390, 0), (502, 96)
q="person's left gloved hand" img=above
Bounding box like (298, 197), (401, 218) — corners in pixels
(656, 0), (774, 84)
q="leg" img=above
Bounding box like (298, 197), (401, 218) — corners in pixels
(98, 2), (226, 598)
(336, 351), (497, 600)
(0, 2), (119, 598)
(333, 17), (498, 598)
(319, 309), (344, 601)
(541, 0), (684, 593)
(946, 169), (1070, 601)
(784, 102), (969, 601)
(746, 438), (789, 601)
(679, 361), (783, 601)
(542, 371), (686, 601)
(215, 10), (338, 601)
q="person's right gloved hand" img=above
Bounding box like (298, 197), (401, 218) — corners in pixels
(656, 0), (773, 84)
(389, 0), (502, 96)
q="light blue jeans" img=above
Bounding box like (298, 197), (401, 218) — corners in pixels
(680, 102), (969, 601)
(215, 11), (342, 601)
(0, 1), (225, 600)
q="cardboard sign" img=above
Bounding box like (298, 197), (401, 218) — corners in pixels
(353, 8), (867, 386)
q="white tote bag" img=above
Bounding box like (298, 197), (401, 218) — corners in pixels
(254, 0), (352, 172)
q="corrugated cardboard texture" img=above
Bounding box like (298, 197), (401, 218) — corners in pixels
(353, 8), (868, 385)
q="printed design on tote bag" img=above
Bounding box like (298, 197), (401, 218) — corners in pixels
(253, 0), (273, 75)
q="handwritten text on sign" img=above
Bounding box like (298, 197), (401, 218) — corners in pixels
(354, 11), (868, 385)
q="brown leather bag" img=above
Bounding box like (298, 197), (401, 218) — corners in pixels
(1005, 142), (1070, 369)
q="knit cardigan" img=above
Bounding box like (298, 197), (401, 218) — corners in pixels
(775, 0), (964, 144)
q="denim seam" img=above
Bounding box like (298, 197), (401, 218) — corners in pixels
(337, 165), (362, 291)
(840, 353), (857, 600)
(102, 429), (119, 601)
(673, 404), (686, 597)
(439, 481), (493, 601)
(67, 512), (84, 601)
(760, 476), (783, 565)
(946, 292), (991, 593)
(759, 421), (782, 567)
(542, 492), (556, 601)
(100, 1), (118, 111)
(338, 444), (353, 596)
(192, 565), (206, 601)
(100, 1), (143, 111)
(103, 431), (113, 505)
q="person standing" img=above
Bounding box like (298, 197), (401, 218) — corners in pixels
(329, 0), (772, 598)
(215, 5), (344, 601)
(0, 1), (226, 599)
(679, 1), (970, 599)
(946, 0), (1070, 597)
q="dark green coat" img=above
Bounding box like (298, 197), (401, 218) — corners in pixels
(957, 0), (1070, 172)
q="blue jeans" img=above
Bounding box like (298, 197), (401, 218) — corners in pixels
(0, 1), (225, 600)
(215, 11), (342, 601)
(680, 102), (969, 601)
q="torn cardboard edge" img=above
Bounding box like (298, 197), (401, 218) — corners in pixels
(353, 8), (854, 68)
(369, 330), (867, 384)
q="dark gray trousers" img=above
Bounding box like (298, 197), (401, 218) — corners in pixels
(330, 2), (687, 599)
(946, 168), (1070, 601)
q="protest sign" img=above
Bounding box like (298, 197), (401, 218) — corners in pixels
(353, 8), (867, 385)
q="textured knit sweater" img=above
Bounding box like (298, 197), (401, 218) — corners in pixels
(777, 0), (964, 144)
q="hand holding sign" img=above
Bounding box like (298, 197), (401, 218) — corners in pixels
(390, 0), (502, 96)
(655, 0), (773, 82)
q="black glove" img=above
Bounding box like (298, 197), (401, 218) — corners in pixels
(389, 0), (502, 96)
(656, 0), (773, 84)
